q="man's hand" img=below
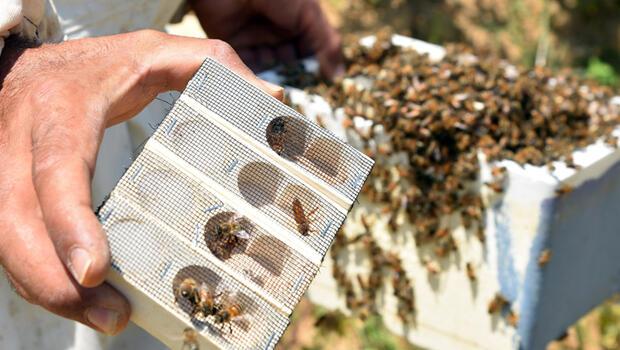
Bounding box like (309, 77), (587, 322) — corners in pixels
(189, 0), (344, 78)
(0, 31), (282, 335)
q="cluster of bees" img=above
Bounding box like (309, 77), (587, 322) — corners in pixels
(281, 29), (618, 326)
(176, 277), (242, 334)
(487, 293), (519, 327)
(331, 214), (415, 324)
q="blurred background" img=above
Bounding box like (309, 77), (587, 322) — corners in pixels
(279, 1), (620, 349)
(168, 1), (620, 349)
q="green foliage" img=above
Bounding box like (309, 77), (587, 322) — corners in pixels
(599, 301), (620, 349)
(586, 57), (619, 87)
(360, 316), (399, 350)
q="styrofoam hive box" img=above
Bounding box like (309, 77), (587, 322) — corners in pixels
(259, 35), (620, 350)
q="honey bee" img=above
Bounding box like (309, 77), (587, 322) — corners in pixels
(422, 257), (440, 275)
(491, 166), (507, 178)
(538, 249), (552, 267)
(215, 216), (250, 242)
(193, 283), (222, 318)
(266, 116), (287, 155)
(176, 278), (200, 305)
(488, 293), (508, 314)
(466, 262), (477, 281)
(209, 215), (250, 259)
(182, 328), (199, 350)
(506, 310), (519, 327)
(214, 299), (242, 334)
(555, 184), (573, 196)
(292, 198), (318, 236)
(484, 180), (504, 193)
(476, 226), (486, 243)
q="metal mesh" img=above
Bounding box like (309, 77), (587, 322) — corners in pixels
(185, 58), (373, 202)
(99, 198), (288, 350)
(97, 57), (373, 349)
(153, 101), (346, 257)
(114, 148), (317, 309)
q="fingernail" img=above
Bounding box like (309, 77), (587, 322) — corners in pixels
(86, 307), (119, 335)
(68, 247), (92, 284)
(262, 80), (284, 95)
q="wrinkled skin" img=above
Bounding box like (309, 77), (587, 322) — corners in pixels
(0, 31), (282, 335)
(0, 0), (340, 335)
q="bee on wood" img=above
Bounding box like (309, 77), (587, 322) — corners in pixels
(466, 262), (477, 281)
(182, 328), (199, 350)
(555, 184), (573, 196)
(266, 116), (288, 155)
(488, 293), (508, 314)
(484, 180), (504, 193)
(176, 278), (200, 305)
(476, 226), (486, 243)
(214, 298), (242, 334)
(292, 197), (318, 235)
(491, 166), (507, 178)
(538, 249), (552, 267)
(506, 310), (519, 327)
(193, 283), (222, 318)
(422, 257), (440, 275)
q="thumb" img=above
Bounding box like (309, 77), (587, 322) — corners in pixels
(144, 33), (284, 100)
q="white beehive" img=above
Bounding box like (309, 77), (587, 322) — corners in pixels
(262, 35), (620, 350)
(96, 58), (374, 349)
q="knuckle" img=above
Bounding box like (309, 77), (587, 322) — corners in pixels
(34, 286), (83, 314)
(133, 29), (166, 43)
(208, 39), (236, 59)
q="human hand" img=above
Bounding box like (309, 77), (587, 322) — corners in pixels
(189, 0), (343, 78)
(0, 31), (282, 335)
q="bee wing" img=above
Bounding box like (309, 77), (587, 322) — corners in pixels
(234, 230), (250, 239)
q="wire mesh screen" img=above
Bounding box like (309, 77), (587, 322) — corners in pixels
(99, 198), (289, 350)
(97, 57), (373, 349)
(153, 100), (346, 257)
(185, 58), (373, 202)
(115, 148), (317, 309)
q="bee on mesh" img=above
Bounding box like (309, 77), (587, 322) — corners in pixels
(266, 116), (288, 155)
(213, 292), (244, 334)
(207, 215), (251, 259)
(175, 278), (201, 305)
(193, 283), (222, 318)
(292, 197), (318, 236)
(175, 278), (221, 319)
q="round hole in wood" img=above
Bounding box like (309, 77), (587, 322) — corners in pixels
(265, 116), (309, 160)
(204, 211), (255, 260)
(237, 161), (284, 207)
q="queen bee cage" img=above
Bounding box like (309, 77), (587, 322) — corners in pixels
(96, 58), (374, 349)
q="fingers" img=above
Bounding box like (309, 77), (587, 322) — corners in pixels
(142, 32), (284, 100)
(1, 215), (131, 334)
(250, 0), (344, 79)
(295, 0), (344, 78)
(29, 90), (110, 288)
(0, 141), (130, 335)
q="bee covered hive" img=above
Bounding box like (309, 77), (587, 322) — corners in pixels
(264, 33), (620, 350)
(96, 58), (373, 349)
